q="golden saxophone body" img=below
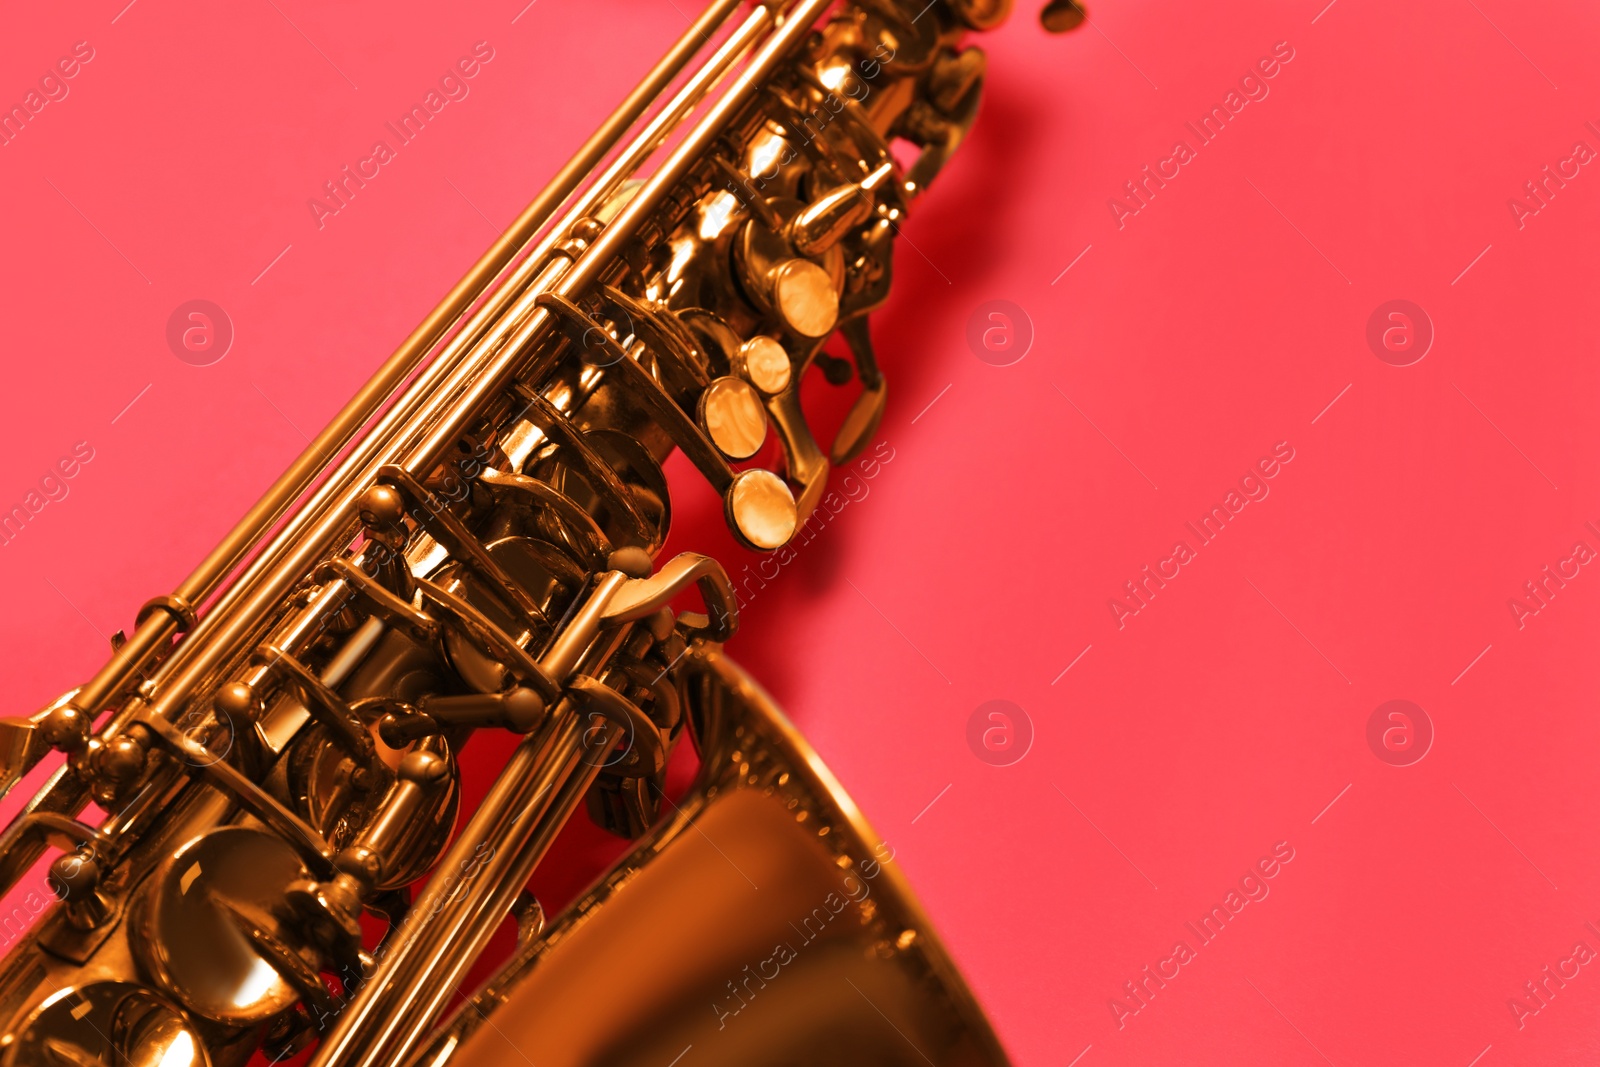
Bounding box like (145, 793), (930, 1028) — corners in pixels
(0, 1), (1082, 1063)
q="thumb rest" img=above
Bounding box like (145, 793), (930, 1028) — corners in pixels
(0, 1), (1083, 1064)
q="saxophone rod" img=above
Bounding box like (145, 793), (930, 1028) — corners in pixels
(320, 0), (840, 1060)
(310, 715), (618, 1067)
(131, 0), (771, 735)
(0, 0), (767, 911)
(0, 0), (750, 904)
(404, 0), (835, 475)
(312, 566), (637, 1065)
(58, 0), (747, 728)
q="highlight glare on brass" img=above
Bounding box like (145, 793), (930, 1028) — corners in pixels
(739, 335), (793, 395)
(700, 375), (769, 459)
(771, 258), (840, 338)
(0, 2), (1084, 1064)
(729, 468), (800, 550)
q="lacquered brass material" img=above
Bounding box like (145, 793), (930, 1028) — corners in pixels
(130, 827), (312, 1024)
(772, 258), (842, 338)
(1040, 0), (1089, 33)
(728, 468), (801, 550)
(0, 1), (1084, 1063)
(1, 982), (207, 1067)
(700, 376), (769, 459)
(738, 335), (793, 395)
(426, 649), (1008, 1067)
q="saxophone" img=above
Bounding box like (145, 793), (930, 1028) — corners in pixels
(0, 1), (1082, 1063)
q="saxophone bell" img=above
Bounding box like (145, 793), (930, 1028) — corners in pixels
(0, 0), (1083, 1062)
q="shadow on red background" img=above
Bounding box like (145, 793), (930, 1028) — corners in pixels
(3, 1), (1600, 1065)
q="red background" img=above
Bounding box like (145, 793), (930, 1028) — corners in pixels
(3, 0), (1600, 1064)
